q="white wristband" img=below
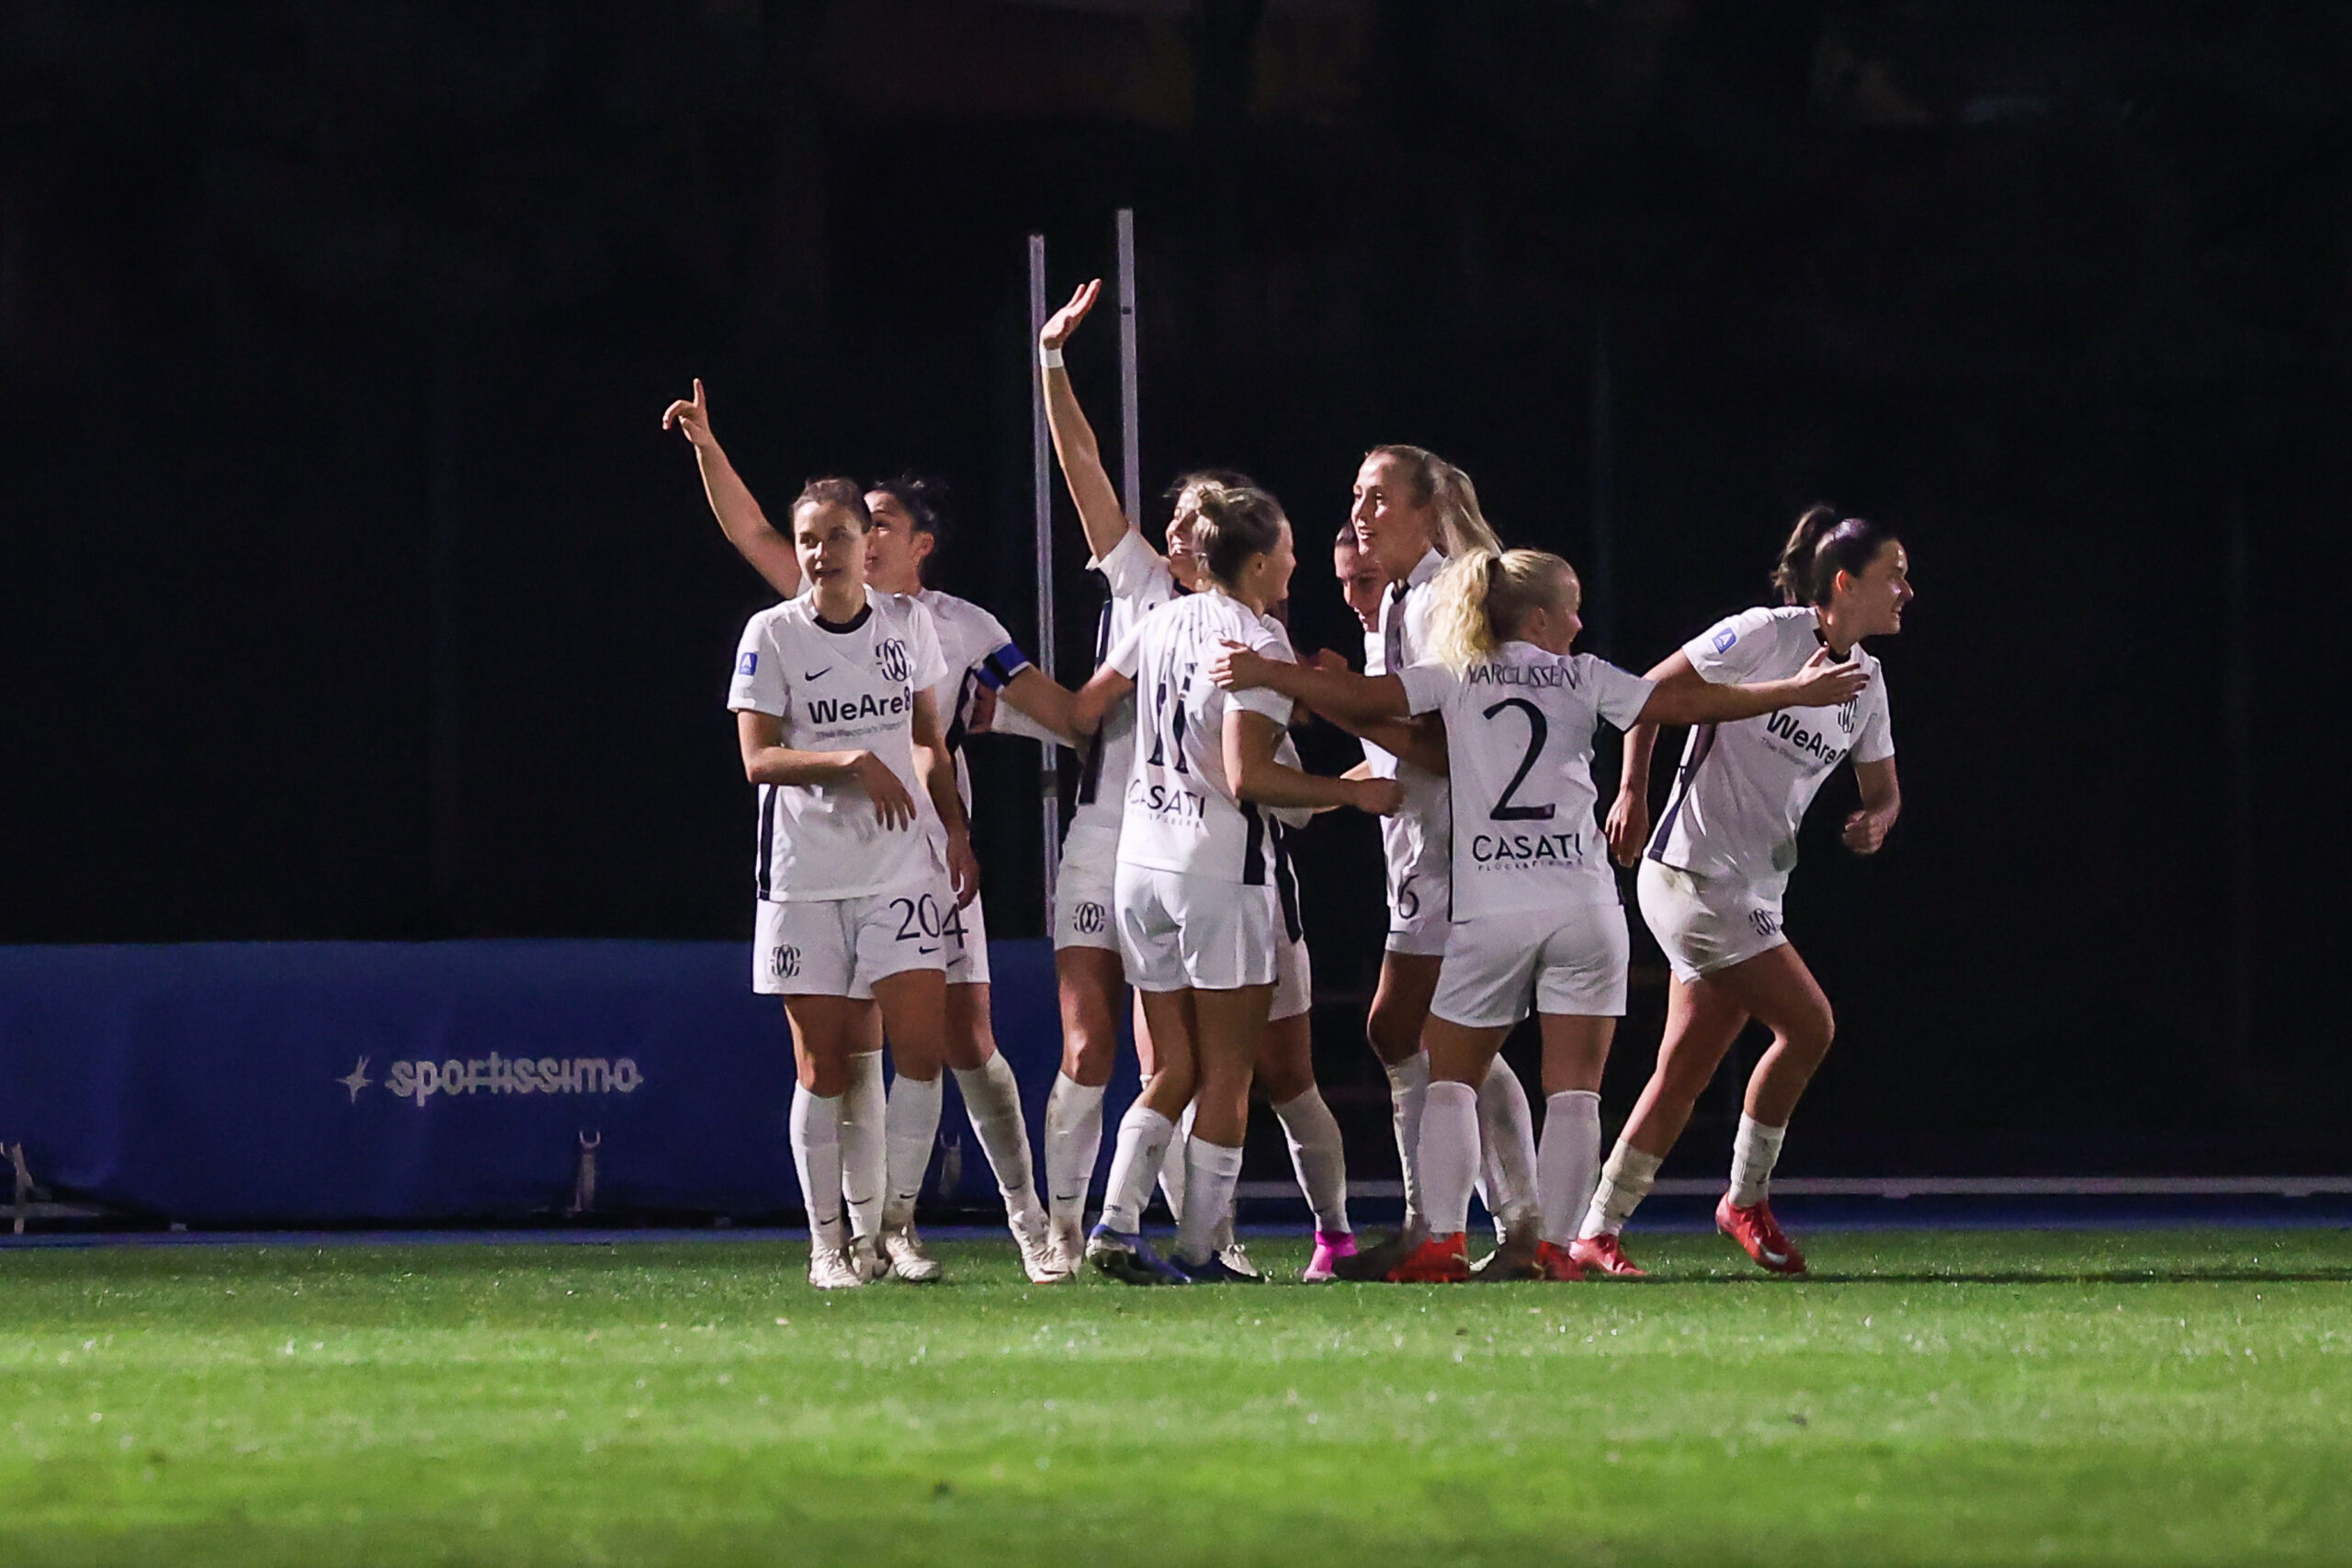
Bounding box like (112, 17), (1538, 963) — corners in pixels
(1039, 345), (1065, 369)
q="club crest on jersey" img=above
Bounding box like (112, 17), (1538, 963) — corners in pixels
(1712, 627), (1739, 653)
(1838, 695), (1860, 731)
(876, 638), (910, 683)
(737, 651), (759, 676)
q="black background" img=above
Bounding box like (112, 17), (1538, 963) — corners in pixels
(6, 2), (2346, 1175)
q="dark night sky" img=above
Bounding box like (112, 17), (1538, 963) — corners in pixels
(4, 1), (2346, 1165)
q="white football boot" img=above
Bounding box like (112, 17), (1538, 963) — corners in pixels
(882, 1223), (944, 1283)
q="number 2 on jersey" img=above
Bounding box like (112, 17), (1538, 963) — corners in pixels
(1483, 697), (1557, 821)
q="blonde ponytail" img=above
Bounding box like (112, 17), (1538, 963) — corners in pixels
(1425, 548), (1580, 671)
(1366, 444), (1504, 558)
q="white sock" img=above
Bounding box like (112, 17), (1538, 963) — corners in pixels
(1383, 1050), (1431, 1229)
(1173, 1138), (1246, 1266)
(1158, 1100), (1196, 1222)
(1273, 1088), (1350, 1235)
(839, 1051), (886, 1240)
(1415, 1080), (1480, 1238)
(1579, 1141), (1663, 1240)
(954, 1054), (1044, 1226)
(1477, 1056), (1540, 1233)
(788, 1085), (845, 1249)
(1098, 1104), (1176, 1234)
(1042, 1072), (1106, 1230)
(883, 1071), (943, 1228)
(1538, 1090), (1603, 1247)
(1729, 1114), (1788, 1207)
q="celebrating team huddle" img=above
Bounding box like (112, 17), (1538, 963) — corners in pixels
(662, 276), (1912, 1289)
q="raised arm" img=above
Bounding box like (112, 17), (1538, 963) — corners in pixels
(1635, 645), (1870, 728)
(736, 710), (917, 826)
(1225, 710), (1402, 816)
(910, 691), (980, 907)
(1070, 665), (1137, 738)
(1605, 647), (1871, 865)
(663, 378), (800, 599)
(1039, 281), (1144, 565)
(994, 667), (1080, 746)
(1206, 640), (1408, 727)
(1843, 756), (1901, 854)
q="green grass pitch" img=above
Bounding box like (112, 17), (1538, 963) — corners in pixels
(3, 1227), (2348, 1565)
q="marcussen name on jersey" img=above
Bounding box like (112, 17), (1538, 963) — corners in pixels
(1463, 660), (1577, 690)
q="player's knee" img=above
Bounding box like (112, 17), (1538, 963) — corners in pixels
(1365, 999), (1415, 1062)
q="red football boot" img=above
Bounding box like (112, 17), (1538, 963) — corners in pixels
(1715, 1193), (1807, 1275)
(1532, 1241), (1588, 1281)
(1566, 1233), (1647, 1279)
(1386, 1231), (1471, 1283)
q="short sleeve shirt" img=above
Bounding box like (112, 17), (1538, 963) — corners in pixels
(1106, 591), (1295, 884)
(729, 590), (951, 901)
(1071, 528), (1181, 834)
(1398, 643), (1655, 919)
(1647, 604), (1894, 889)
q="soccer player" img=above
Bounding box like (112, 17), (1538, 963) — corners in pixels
(1037, 283), (1361, 1281)
(1578, 507), (1908, 1277)
(1069, 481), (1400, 1283)
(1214, 547), (1868, 1280)
(662, 382), (1078, 1283)
(719, 476), (971, 1291)
(1329, 446), (1544, 1280)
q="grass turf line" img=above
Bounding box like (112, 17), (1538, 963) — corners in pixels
(3, 1228), (2348, 1566)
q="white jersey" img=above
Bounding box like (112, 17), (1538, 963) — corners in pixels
(910, 588), (1034, 854)
(1400, 642), (1656, 920)
(729, 589), (950, 902)
(1647, 604), (1894, 890)
(1070, 528), (1181, 834)
(1363, 548), (1453, 872)
(1106, 591), (1295, 885)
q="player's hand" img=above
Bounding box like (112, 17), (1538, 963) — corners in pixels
(662, 378), (718, 451)
(963, 682), (1000, 736)
(1039, 280), (1100, 352)
(851, 752), (919, 829)
(1786, 646), (1869, 708)
(1842, 807), (1890, 855)
(1605, 790), (1649, 867)
(1310, 648), (1351, 674)
(945, 831), (981, 907)
(1206, 638), (1275, 692)
(1353, 777), (1405, 816)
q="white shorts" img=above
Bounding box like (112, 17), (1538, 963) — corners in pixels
(753, 883), (949, 998)
(1052, 819), (1122, 953)
(940, 884), (989, 987)
(1272, 931), (1312, 1022)
(1383, 859), (1451, 957)
(1114, 863), (1280, 993)
(1636, 858), (1788, 984)
(1430, 905), (1630, 1030)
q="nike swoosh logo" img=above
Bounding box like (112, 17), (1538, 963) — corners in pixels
(803, 668), (831, 682)
(918, 946), (939, 954)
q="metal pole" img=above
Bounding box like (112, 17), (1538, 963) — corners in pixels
(1029, 233), (1060, 916)
(1115, 209), (1142, 526)
(1589, 306), (1615, 660)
